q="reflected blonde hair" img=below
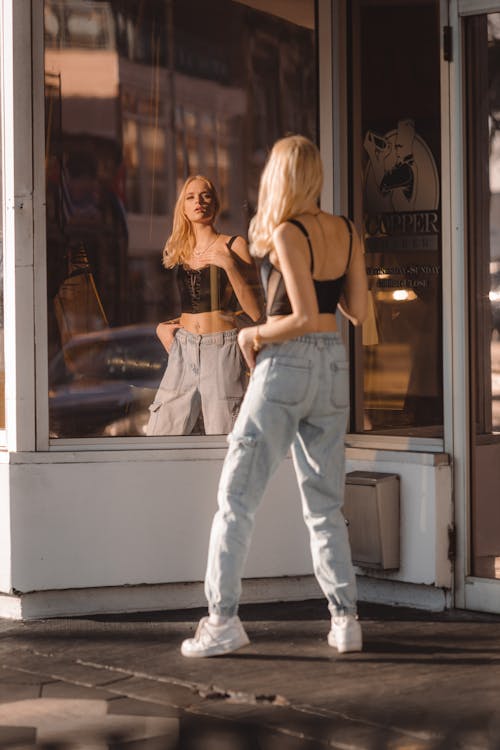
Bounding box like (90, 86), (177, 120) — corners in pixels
(163, 175), (220, 268)
(249, 135), (323, 258)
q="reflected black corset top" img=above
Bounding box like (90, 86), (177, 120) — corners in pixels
(260, 217), (353, 316)
(177, 236), (238, 314)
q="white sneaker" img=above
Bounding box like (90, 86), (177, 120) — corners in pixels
(181, 616), (250, 658)
(327, 614), (362, 653)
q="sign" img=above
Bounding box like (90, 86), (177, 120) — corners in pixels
(363, 118), (440, 253)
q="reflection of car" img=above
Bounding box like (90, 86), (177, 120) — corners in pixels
(49, 324), (167, 438)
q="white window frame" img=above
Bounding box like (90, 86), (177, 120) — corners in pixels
(28, 0), (452, 457)
(335, 0), (449, 455)
(28, 0), (334, 453)
(2, 0), (37, 453)
(0, 1), (5, 448)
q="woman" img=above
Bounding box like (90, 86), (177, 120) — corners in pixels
(146, 176), (261, 436)
(181, 136), (368, 657)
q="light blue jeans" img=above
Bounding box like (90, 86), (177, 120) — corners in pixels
(146, 329), (245, 436)
(205, 332), (358, 617)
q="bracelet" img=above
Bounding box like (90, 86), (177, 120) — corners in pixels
(252, 326), (263, 352)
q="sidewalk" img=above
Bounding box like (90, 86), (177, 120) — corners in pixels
(1, 598), (500, 749)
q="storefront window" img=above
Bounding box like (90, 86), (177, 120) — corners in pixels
(466, 13), (500, 580)
(350, 0), (443, 437)
(44, 0), (316, 439)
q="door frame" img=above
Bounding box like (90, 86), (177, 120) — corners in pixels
(451, 0), (500, 613)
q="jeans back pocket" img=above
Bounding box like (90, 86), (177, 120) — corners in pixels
(263, 356), (311, 406)
(330, 360), (349, 409)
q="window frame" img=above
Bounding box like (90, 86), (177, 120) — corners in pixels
(452, 0), (500, 614)
(2, 0), (37, 453)
(34, 0), (326, 452)
(0, 0), (5, 446)
(31, 0), (450, 455)
(342, 0), (450, 453)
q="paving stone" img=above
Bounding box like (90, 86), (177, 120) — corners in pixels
(0, 668), (48, 685)
(41, 680), (118, 701)
(0, 698), (179, 746)
(107, 696), (179, 718)
(0, 681), (41, 703)
(0, 600), (500, 749)
(104, 675), (205, 709)
(0, 651), (124, 687)
(0, 667), (53, 704)
(0, 726), (37, 744)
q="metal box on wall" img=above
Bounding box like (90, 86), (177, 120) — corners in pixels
(344, 471), (400, 570)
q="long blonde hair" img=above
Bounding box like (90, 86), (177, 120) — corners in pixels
(162, 175), (220, 268)
(249, 135), (323, 258)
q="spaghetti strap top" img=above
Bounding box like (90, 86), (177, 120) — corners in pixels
(260, 216), (353, 316)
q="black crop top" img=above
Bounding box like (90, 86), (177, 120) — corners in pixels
(177, 236), (239, 314)
(260, 216), (353, 316)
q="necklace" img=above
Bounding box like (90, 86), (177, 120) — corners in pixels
(193, 233), (219, 256)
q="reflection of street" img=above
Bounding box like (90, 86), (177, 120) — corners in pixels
(491, 334), (500, 431)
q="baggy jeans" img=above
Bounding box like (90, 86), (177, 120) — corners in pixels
(205, 332), (358, 617)
(146, 328), (246, 436)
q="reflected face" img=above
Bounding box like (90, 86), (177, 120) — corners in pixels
(183, 179), (216, 224)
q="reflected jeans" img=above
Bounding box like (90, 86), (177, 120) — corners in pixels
(146, 329), (245, 436)
(205, 333), (358, 617)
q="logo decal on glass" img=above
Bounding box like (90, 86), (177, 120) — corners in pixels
(363, 119), (440, 253)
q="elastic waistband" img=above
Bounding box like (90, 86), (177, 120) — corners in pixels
(175, 328), (238, 345)
(292, 332), (343, 344)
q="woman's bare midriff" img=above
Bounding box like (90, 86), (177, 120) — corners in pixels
(180, 310), (237, 335)
(268, 312), (339, 333)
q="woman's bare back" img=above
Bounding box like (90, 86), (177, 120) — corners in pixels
(292, 212), (354, 281)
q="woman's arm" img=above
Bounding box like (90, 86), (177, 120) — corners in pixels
(219, 237), (262, 322)
(238, 222), (319, 368)
(156, 319), (181, 353)
(337, 224), (369, 326)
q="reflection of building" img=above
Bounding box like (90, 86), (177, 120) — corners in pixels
(2, 0), (500, 622)
(44, 0), (314, 325)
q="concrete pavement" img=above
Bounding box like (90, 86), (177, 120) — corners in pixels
(0, 599), (500, 749)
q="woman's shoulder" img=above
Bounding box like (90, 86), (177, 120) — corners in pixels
(219, 233), (246, 247)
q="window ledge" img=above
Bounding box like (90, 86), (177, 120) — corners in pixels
(346, 432), (444, 454)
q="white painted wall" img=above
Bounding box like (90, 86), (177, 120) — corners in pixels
(4, 447), (452, 603)
(346, 449), (453, 588)
(9, 451), (310, 592)
(0, 461), (11, 593)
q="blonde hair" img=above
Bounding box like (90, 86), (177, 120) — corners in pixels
(163, 175), (220, 268)
(249, 135), (323, 258)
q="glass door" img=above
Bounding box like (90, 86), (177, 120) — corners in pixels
(463, 7), (500, 610)
(348, 0), (444, 441)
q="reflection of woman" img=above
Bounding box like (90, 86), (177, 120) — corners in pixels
(146, 176), (261, 436)
(181, 136), (368, 658)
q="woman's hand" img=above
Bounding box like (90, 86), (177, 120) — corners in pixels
(189, 236), (262, 323)
(238, 326), (258, 371)
(156, 321), (181, 353)
(190, 242), (233, 271)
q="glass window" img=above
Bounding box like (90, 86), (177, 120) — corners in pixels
(44, 0), (317, 439)
(349, 0), (443, 437)
(467, 12), (500, 438)
(466, 13), (500, 581)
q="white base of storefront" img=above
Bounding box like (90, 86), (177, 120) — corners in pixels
(0, 578), (451, 621)
(0, 447), (453, 620)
